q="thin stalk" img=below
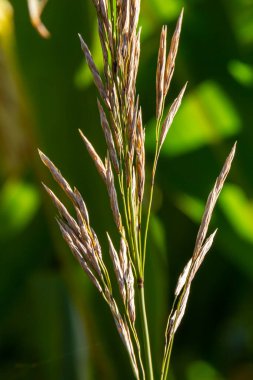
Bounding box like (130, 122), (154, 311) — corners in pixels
(126, 311), (146, 380)
(128, 186), (141, 267)
(118, 173), (130, 233)
(161, 336), (174, 380)
(138, 285), (154, 380)
(142, 104), (165, 272)
(142, 146), (159, 272)
(138, 202), (143, 263)
(118, 174), (137, 271)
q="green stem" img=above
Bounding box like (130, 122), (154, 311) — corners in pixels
(138, 285), (154, 380)
(142, 107), (164, 272)
(126, 311), (145, 380)
(161, 336), (174, 380)
(142, 149), (158, 272)
(138, 202), (143, 263)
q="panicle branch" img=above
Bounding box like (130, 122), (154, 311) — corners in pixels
(161, 143), (236, 380)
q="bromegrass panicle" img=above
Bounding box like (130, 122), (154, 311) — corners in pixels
(39, 3), (236, 380)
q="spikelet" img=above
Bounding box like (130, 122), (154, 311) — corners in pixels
(119, 234), (129, 277)
(78, 34), (109, 106)
(125, 261), (136, 324)
(98, 100), (120, 174)
(135, 109), (145, 202)
(159, 83), (187, 151)
(105, 156), (122, 231)
(79, 129), (107, 183)
(164, 9), (184, 97)
(107, 233), (126, 303)
(39, 150), (75, 202)
(156, 26), (167, 120)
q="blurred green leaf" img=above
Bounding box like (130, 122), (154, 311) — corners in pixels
(228, 60), (253, 86)
(186, 360), (224, 380)
(150, 215), (167, 259)
(0, 180), (40, 239)
(140, 0), (183, 38)
(228, 0), (253, 45)
(175, 193), (205, 223)
(25, 273), (88, 380)
(219, 183), (253, 244)
(148, 0), (183, 19)
(146, 81), (241, 155)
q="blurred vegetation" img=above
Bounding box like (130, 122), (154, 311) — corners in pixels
(0, 0), (253, 379)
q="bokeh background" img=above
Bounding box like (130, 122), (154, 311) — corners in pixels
(1, 0), (253, 379)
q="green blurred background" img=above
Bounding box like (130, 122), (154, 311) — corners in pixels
(0, 0), (253, 379)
